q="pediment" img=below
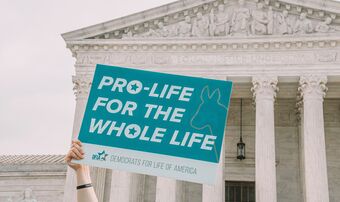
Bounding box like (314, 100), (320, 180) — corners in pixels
(62, 0), (340, 41)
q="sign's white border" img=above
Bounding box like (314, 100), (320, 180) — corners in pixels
(72, 143), (219, 184)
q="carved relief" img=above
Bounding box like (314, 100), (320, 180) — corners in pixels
(212, 4), (231, 36)
(192, 12), (210, 37)
(315, 52), (337, 62)
(19, 188), (37, 202)
(178, 16), (192, 37)
(231, 0), (251, 36)
(276, 10), (292, 35)
(293, 13), (313, 34)
(267, 6), (274, 35)
(122, 29), (133, 38)
(251, 76), (279, 101)
(315, 17), (340, 33)
(7, 188), (38, 202)
(72, 75), (93, 100)
(140, 22), (170, 38)
(251, 3), (268, 35)
(295, 96), (303, 122)
(298, 75), (328, 101)
(92, 0), (340, 39)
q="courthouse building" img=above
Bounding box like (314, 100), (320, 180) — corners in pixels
(60, 0), (340, 201)
(0, 155), (66, 201)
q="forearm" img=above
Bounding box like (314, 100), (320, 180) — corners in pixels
(76, 166), (98, 202)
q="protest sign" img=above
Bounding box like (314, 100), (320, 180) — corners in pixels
(73, 64), (232, 184)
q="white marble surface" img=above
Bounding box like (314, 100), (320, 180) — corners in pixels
(299, 75), (330, 202)
(252, 76), (278, 202)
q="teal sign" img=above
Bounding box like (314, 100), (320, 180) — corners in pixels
(76, 64), (232, 184)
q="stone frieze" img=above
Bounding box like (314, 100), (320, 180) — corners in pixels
(74, 51), (339, 66)
(88, 0), (340, 40)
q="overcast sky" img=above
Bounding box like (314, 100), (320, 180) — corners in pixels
(0, 0), (174, 155)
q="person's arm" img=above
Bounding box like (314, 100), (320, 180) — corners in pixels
(65, 140), (98, 202)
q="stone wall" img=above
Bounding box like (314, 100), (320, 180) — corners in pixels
(0, 163), (66, 202)
(274, 99), (301, 202)
(324, 99), (340, 202)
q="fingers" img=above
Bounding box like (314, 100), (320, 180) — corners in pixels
(64, 152), (71, 163)
(71, 147), (84, 159)
(72, 139), (82, 147)
(70, 150), (83, 160)
(65, 149), (82, 161)
(71, 140), (84, 159)
(72, 142), (84, 155)
(65, 139), (85, 162)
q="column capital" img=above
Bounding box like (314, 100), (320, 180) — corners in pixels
(251, 76), (279, 102)
(295, 96), (304, 122)
(72, 75), (93, 100)
(298, 75), (328, 101)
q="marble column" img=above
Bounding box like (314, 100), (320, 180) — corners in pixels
(298, 75), (329, 202)
(252, 76), (278, 202)
(110, 172), (145, 202)
(202, 139), (225, 202)
(64, 75), (92, 202)
(91, 167), (107, 202)
(155, 178), (178, 202)
(296, 97), (305, 202)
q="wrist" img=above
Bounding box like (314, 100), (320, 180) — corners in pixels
(76, 165), (89, 174)
(76, 165), (91, 185)
(77, 183), (92, 190)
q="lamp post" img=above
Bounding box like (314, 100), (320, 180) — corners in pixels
(237, 99), (246, 160)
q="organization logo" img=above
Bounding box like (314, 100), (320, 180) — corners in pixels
(92, 150), (109, 161)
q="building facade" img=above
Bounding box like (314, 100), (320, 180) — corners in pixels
(0, 155), (66, 202)
(62, 0), (340, 201)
